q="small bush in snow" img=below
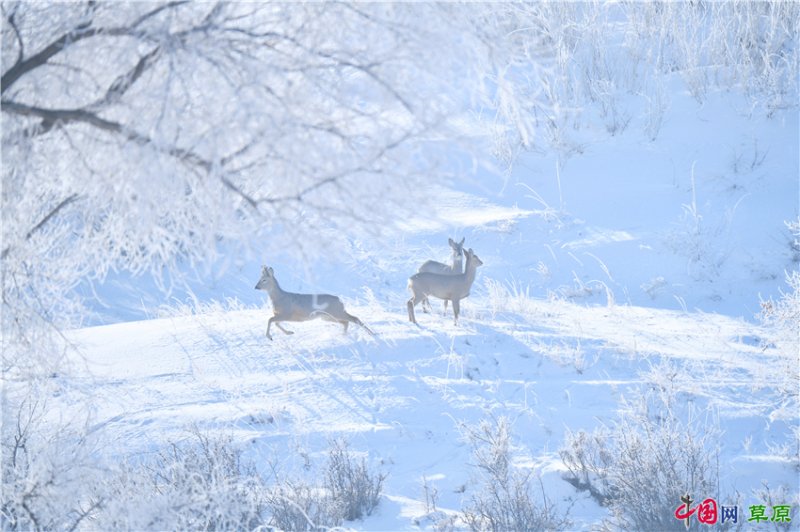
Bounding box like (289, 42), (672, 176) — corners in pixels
(324, 438), (386, 521)
(757, 220), (800, 468)
(759, 268), (800, 401)
(265, 480), (343, 531)
(99, 428), (265, 531)
(751, 483), (798, 531)
(413, 476), (459, 530)
(461, 417), (571, 532)
(263, 438), (386, 529)
(0, 394), (103, 531)
(560, 390), (719, 531)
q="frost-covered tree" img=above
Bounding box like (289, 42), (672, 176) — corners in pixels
(1, 1), (477, 377)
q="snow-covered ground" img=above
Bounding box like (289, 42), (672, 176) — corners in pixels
(63, 88), (798, 528)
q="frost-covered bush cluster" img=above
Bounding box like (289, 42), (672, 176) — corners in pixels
(760, 221), (800, 359)
(560, 390), (720, 531)
(665, 164), (740, 281)
(325, 438), (386, 521)
(759, 268), (800, 407)
(264, 481), (338, 532)
(0, 392), (103, 531)
(1, 422), (386, 531)
(98, 429), (264, 531)
(460, 1), (799, 159)
(757, 220), (800, 462)
(460, 417), (571, 532)
(264, 438), (386, 530)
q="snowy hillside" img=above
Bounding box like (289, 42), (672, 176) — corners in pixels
(59, 89), (798, 529)
(64, 281), (796, 529)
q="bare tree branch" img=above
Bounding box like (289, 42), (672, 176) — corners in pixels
(1, 1), (188, 95)
(4, 8), (25, 69)
(128, 0), (189, 31)
(1, 99), (210, 167)
(97, 46), (161, 106)
(2, 99), (285, 215)
(1, 21), (97, 94)
(1, 194), (81, 261)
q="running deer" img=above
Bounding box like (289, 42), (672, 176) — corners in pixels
(255, 266), (374, 340)
(417, 237), (465, 314)
(407, 248), (483, 325)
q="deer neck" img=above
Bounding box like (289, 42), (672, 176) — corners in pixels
(452, 254), (463, 273)
(464, 258), (478, 284)
(267, 278), (286, 300)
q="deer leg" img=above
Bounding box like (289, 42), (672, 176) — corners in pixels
(275, 322), (294, 335)
(421, 296), (431, 313)
(347, 314), (375, 336)
(407, 298), (418, 324)
(452, 299), (460, 325)
(443, 299), (449, 316)
(268, 317), (293, 340)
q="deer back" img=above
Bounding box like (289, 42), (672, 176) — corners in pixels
(256, 266), (346, 320)
(418, 260), (455, 275)
(273, 291), (346, 320)
(417, 237), (465, 275)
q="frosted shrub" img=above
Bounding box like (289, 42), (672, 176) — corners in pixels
(263, 438), (386, 529)
(759, 269), (800, 406)
(759, 222), (800, 357)
(560, 391), (719, 531)
(414, 475), (460, 530)
(0, 395), (103, 531)
(666, 164), (738, 282)
(757, 220), (800, 464)
(485, 278), (540, 318)
(461, 417), (570, 531)
(265, 481), (342, 532)
(99, 429), (265, 530)
(324, 438), (386, 521)
(751, 483), (798, 531)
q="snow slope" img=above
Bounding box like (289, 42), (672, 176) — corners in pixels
(62, 83), (798, 528)
(64, 291), (795, 528)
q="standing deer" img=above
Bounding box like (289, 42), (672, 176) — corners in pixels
(417, 237), (465, 314)
(407, 248), (483, 325)
(255, 266), (374, 340)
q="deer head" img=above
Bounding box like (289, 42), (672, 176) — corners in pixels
(255, 265), (275, 290)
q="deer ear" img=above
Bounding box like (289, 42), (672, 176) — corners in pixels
(268, 267), (274, 276)
(448, 238), (454, 246)
(460, 237), (465, 245)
